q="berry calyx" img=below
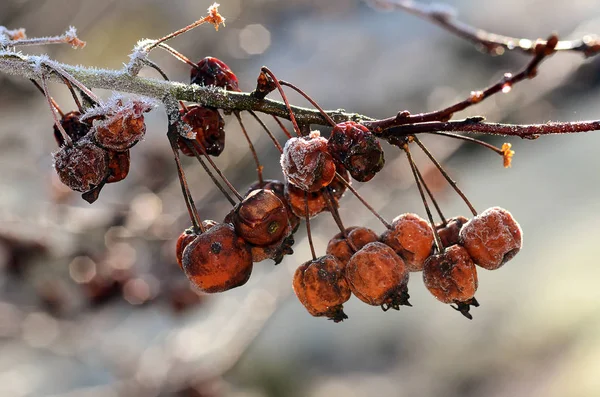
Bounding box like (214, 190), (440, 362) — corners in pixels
(459, 207), (522, 270)
(53, 138), (109, 193)
(251, 234), (295, 264)
(328, 121), (385, 182)
(182, 223), (253, 293)
(326, 226), (378, 267)
(177, 105), (226, 157)
(436, 216), (469, 249)
(380, 213), (434, 272)
(281, 131), (336, 192)
(190, 57), (240, 92)
(345, 242), (410, 310)
(292, 255), (351, 322)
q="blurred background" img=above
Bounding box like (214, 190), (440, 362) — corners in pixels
(2, 0), (600, 396)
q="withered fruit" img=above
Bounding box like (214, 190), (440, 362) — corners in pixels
(345, 242), (411, 310)
(459, 207), (522, 270)
(247, 179), (300, 233)
(436, 216), (469, 249)
(182, 223), (253, 293)
(177, 105), (226, 157)
(293, 255), (351, 322)
(380, 213), (434, 272)
(326, 226), (379, 267)
(53, 138), (109, 193)
(232, 189), (292, 247)
(93, 100), (151, 152)
(106, 150), (130, 184)
(285, 182), (329, 219)
(175, 221), (218, 270)
(190, 56), (241, 92)
(327, 121), (385, 182)
(281, 132), (337, 192)
(53, 111), (92, 147)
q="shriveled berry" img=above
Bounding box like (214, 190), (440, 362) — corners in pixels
(190, 57), (240, 92)
(436, 216), (469, 249)
(247, 179), (300, 232)
(251, 234), (295, 264)
(106, 150), (130, 183)
(285, 182), (329, 219)
(423, 244), (479, 319)
(326, 226), (378, 267)
(459, 207), (522, 270)
(293, 255), (351, 322)
(92, 100), (152, 151)
(175, 221), (218, 270)
(281, 132), (336, 192)
(328, 121), (385, 182)
(345, 242), (410, 310)
(53, 139), (109, 193)
(53, 111), (92, 147)
(182, 223), (252, 293)
(177, 105), (225, 157)
(380, 213), (434, 272)
(233, 189), (292, 246)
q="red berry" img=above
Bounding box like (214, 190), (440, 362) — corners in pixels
(232, 189), (292, 246)
(436, 216), (469, 249)
(459, 207), (522, 270)
(190, 57), (240, 92)
(326, 226), (379, 267)
(92, 99), (152, 152)
(53, 138), (109, 193)
(175, 221), (218, 270)
(285, 182), (329, 219)
(247, 179), (300, 232)
(380, 213), (434, 272)
(53, 111), (92, 147)
(182, 223), (253, 293)
(345, 242), (410, 310)
(281, 132), (336, 192)
(327, 121), (385, 182)
(177, 105), (226, 157)
(106, 150), (130, 183)
(293, 255), (351, 322)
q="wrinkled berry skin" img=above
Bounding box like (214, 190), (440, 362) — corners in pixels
(436, 216), (469, 249)
(281, 133), (337, 192)
(423, 245), (478, 304)
(247, 179), (300, 233)
(293, 255), (351, 322)
(191, 57), (240, 92)
(380, 213), (434, 272)
(233, 189), (292, 247)
(182, 223), (253, 293)
(459, 207), (522, 270)
(53, 139), (109, 193)
(328, 121), (385, 182)
(93, 100), (151, 152)
(178, 106), (226, 157)
(326, 226), (379, 267)
(53, 111), (92, 147)
(345, 242), (410, 310)
(106, 150), (130, 183)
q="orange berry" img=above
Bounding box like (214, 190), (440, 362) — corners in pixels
(182, 223), (253, 293)
(326, 226), (378, 267)
(293, 255), (351, 322)
(92, 99), (152, 152)
(284, 182), (329, 219)
(345, 242), (410, 310)
(459, 207), (522, 270)
(247, 179), (300, 232)
(251, 234), (295, 264)
(175, 221), (217, 270)
(380, 213), (434, 272)
(53, 138), (109, 193)
(281, 132), (336, 192)
(435, 216), (468, 249)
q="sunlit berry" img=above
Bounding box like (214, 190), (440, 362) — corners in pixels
(190, 56), (240, 92)
(436, 216), (469, 249)
(327, 121), (385, 182)
(177, 105), (225, 157)
(345, 242), (410, 310)
(53, 138), (109, 193)
(182, 223), (253, 293)
(380, 213), (434, 272)
(459, 207), (522, 270)
(293, 255), (351, 322)
(326, 226), (378, 267)
(281, 132), (336, 192)
(285, 182), (329, 219)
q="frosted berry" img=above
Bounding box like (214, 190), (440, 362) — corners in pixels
(345, 242), (410, 310)
(380, 213), (434, 272)
(247, 179), (300, 232)
(281, 131), (336, 192)
(326, 226), (378, 267)
(177, 105), (226, 157)
(182, 223), (253, 293)
(106, 150), (130, 183)
(190, 57), (240, 92)
(436, 216), (469, 249)
(327, 121), (385, 182)
(53, 111), (92, 147)
(293, 255), (351, 322)
(459, 207), (522, 270)
(232, 189), (292, 246)
(423, 244), (479, 319)
(92, 99), (152, 152)
(53, 138), (109, 193)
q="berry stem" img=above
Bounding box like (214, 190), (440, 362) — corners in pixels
(30, 79), (64, 117)
(323, 188), (356, 250)
(279, 80), (336, 126)
(260, 67), (302, 137)
(167, 134), (205, 234)
(304, 191), (317, 261)
(411, 157), (447, 225)
(234, 111), (264, 185)
(142, 58), (171, 81)
(333, 172), (391, 229)
(61, 77), (84, 114)
(248, 111), (283, 153)
(404, 144), (444, 253)
(412, 136), (478, 216)
(424, 131), (504, 156)
(272, 116), (293, 139)
(40, 73), (72, 147)
(155, 43), (198, 69)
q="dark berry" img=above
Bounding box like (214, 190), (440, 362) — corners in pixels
(175, 221), (218, 270)
(106, 150), (130, 183)
(53, 111), (92, 147)
(190, 57), (240, 92)
(53, 138), (109, 193)
(380, 213), (434, 272)
(178, 105), (226, 157)
(285, 182), (329, 219)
